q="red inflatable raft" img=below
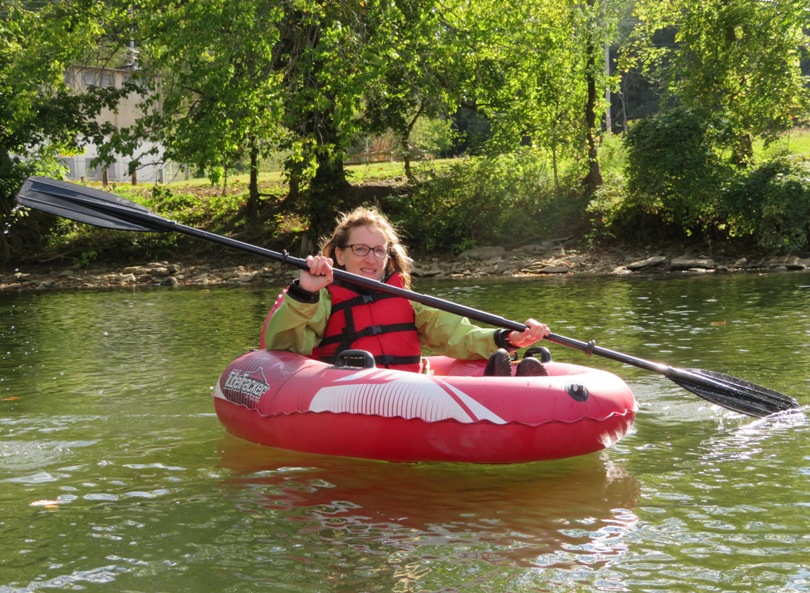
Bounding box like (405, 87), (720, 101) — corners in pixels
(213, 349), (637, 464)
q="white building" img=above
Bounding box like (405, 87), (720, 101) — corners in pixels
(60, 64), (180, 184)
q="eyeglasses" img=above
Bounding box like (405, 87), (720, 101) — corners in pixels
(345, 244), (389, 259)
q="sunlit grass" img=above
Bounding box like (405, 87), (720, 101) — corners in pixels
(347, 161), (406, 182)
(755, 127), (810, 158)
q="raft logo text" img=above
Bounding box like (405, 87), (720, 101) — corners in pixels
(223, 367), (270, 402)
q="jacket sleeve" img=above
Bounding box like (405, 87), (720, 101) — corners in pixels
(412, 302), (499, 360)
(263, 283), (331, 355)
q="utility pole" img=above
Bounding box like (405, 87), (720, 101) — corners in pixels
(605, 43), (612, 134)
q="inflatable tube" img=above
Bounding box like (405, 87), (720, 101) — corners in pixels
(213, 349), (637, 464)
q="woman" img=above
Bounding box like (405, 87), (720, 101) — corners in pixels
(263, 207), (550, 375)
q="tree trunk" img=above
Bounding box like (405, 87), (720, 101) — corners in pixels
(582, 4), (603, 194)
(402, 136), (413, 184)
(730, 133), (753, 168)
(245, 143), (260, 224)
(583, 81), (603, 193)
(308, 146), (350, 239)
(722, 14), (753, 167)
(551, 139), (560, 193)
(401, 102), (425, 185)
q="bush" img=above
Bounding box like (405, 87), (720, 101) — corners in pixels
(587, 177), (642, 244)
(0, 155), (59, 266)
(722, 155), (810, 252)
(623, 108), (727, 237)
(394, 150), (574, 254)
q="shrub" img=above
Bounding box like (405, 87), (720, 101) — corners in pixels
(395, 149), (571, 253)
(722, 155), (810, 252)
(623, 108), (727, 237)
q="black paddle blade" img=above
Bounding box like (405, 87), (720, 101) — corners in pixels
(16, 177), (159, 232)
(669, 368), (800, 418)
(547, 333), (800, 418)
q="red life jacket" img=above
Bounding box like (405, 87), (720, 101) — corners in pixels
(313, 273), (422, 372)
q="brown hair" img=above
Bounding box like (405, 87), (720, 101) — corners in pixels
(319, 207), (412, 288)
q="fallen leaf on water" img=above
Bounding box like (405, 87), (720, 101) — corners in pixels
(30, 499), (66, 508)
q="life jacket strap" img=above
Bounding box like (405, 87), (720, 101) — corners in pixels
(319, 322), (417, 346)
(329, 291), (398, 313)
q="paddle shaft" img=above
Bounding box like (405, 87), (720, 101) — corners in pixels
(80, 193), (680, 372)
(15, 184), (699, 375)
(168, 217), (792, 411)
(16, 177), (800, 416)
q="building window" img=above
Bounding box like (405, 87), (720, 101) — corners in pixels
(82, 71), (115, 89)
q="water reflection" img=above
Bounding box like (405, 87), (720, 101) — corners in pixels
(1, 273), (808, 592)
(218, 436), (641, 586)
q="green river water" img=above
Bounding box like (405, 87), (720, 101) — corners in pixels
(0, 271), (808, 592)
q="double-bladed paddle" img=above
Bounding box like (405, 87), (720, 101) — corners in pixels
(16, 176), (801, 418)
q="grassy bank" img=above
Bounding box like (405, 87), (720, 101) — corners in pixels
(16, 128), (810, 270)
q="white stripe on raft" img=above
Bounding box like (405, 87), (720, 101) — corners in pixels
(309, 370), (505, 423)
(436, 379), (507, 424)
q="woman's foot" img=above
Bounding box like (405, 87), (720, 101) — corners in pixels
(515, 356), (548, 377)
(483, 348), (512, 376)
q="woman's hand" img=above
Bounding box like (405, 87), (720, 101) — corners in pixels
(507, 318), (550, 348)
(299, 255), (334, 292)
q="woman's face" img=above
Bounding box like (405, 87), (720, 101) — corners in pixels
(335, 226), (389, 281)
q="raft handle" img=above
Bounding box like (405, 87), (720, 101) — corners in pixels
(334, 350), (377, 369)
(524, 346), (552, 363)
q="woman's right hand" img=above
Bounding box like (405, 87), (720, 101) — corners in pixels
(299, 255), (335, 293)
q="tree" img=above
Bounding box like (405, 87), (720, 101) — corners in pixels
(629, 0), (810, 166)
(446, 0), (626, 193)
(130, 0), (408, 237)
(272, 1), (357, 237)
(359, 0), (464, 183)
(273, 1), (425, 237)
(125, 0), (287, 220)
(0, 0), (134, 263)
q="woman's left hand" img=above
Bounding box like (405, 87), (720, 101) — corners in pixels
(508, 319), (550, 348)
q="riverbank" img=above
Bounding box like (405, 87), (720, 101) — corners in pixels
(3, 239), (810, 292)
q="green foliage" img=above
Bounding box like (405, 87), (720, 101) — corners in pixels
(0, 0), (135, 264)
(396, 150), (570, 253)
(78, 249), (98, 267)
(590, 130), (810, 252)
(623, 108), (726, 236)
(122, 185), (248, 231)
(5, 0), (810, 266)
(35, 181), (258, 264)
(360, 0), (461, 158)
(459, 0), (588, 160)
(146, 185), (193, 210)
(722, 155), (810, 251)
(629, 0), (810, 165)
(408, 117), (457, 159)
(131, 0), (287, 202)
(42, 216), (178, 264)
(586, 178), (638, 244)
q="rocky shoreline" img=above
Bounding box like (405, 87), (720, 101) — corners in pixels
(3, 241), (810, 292)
